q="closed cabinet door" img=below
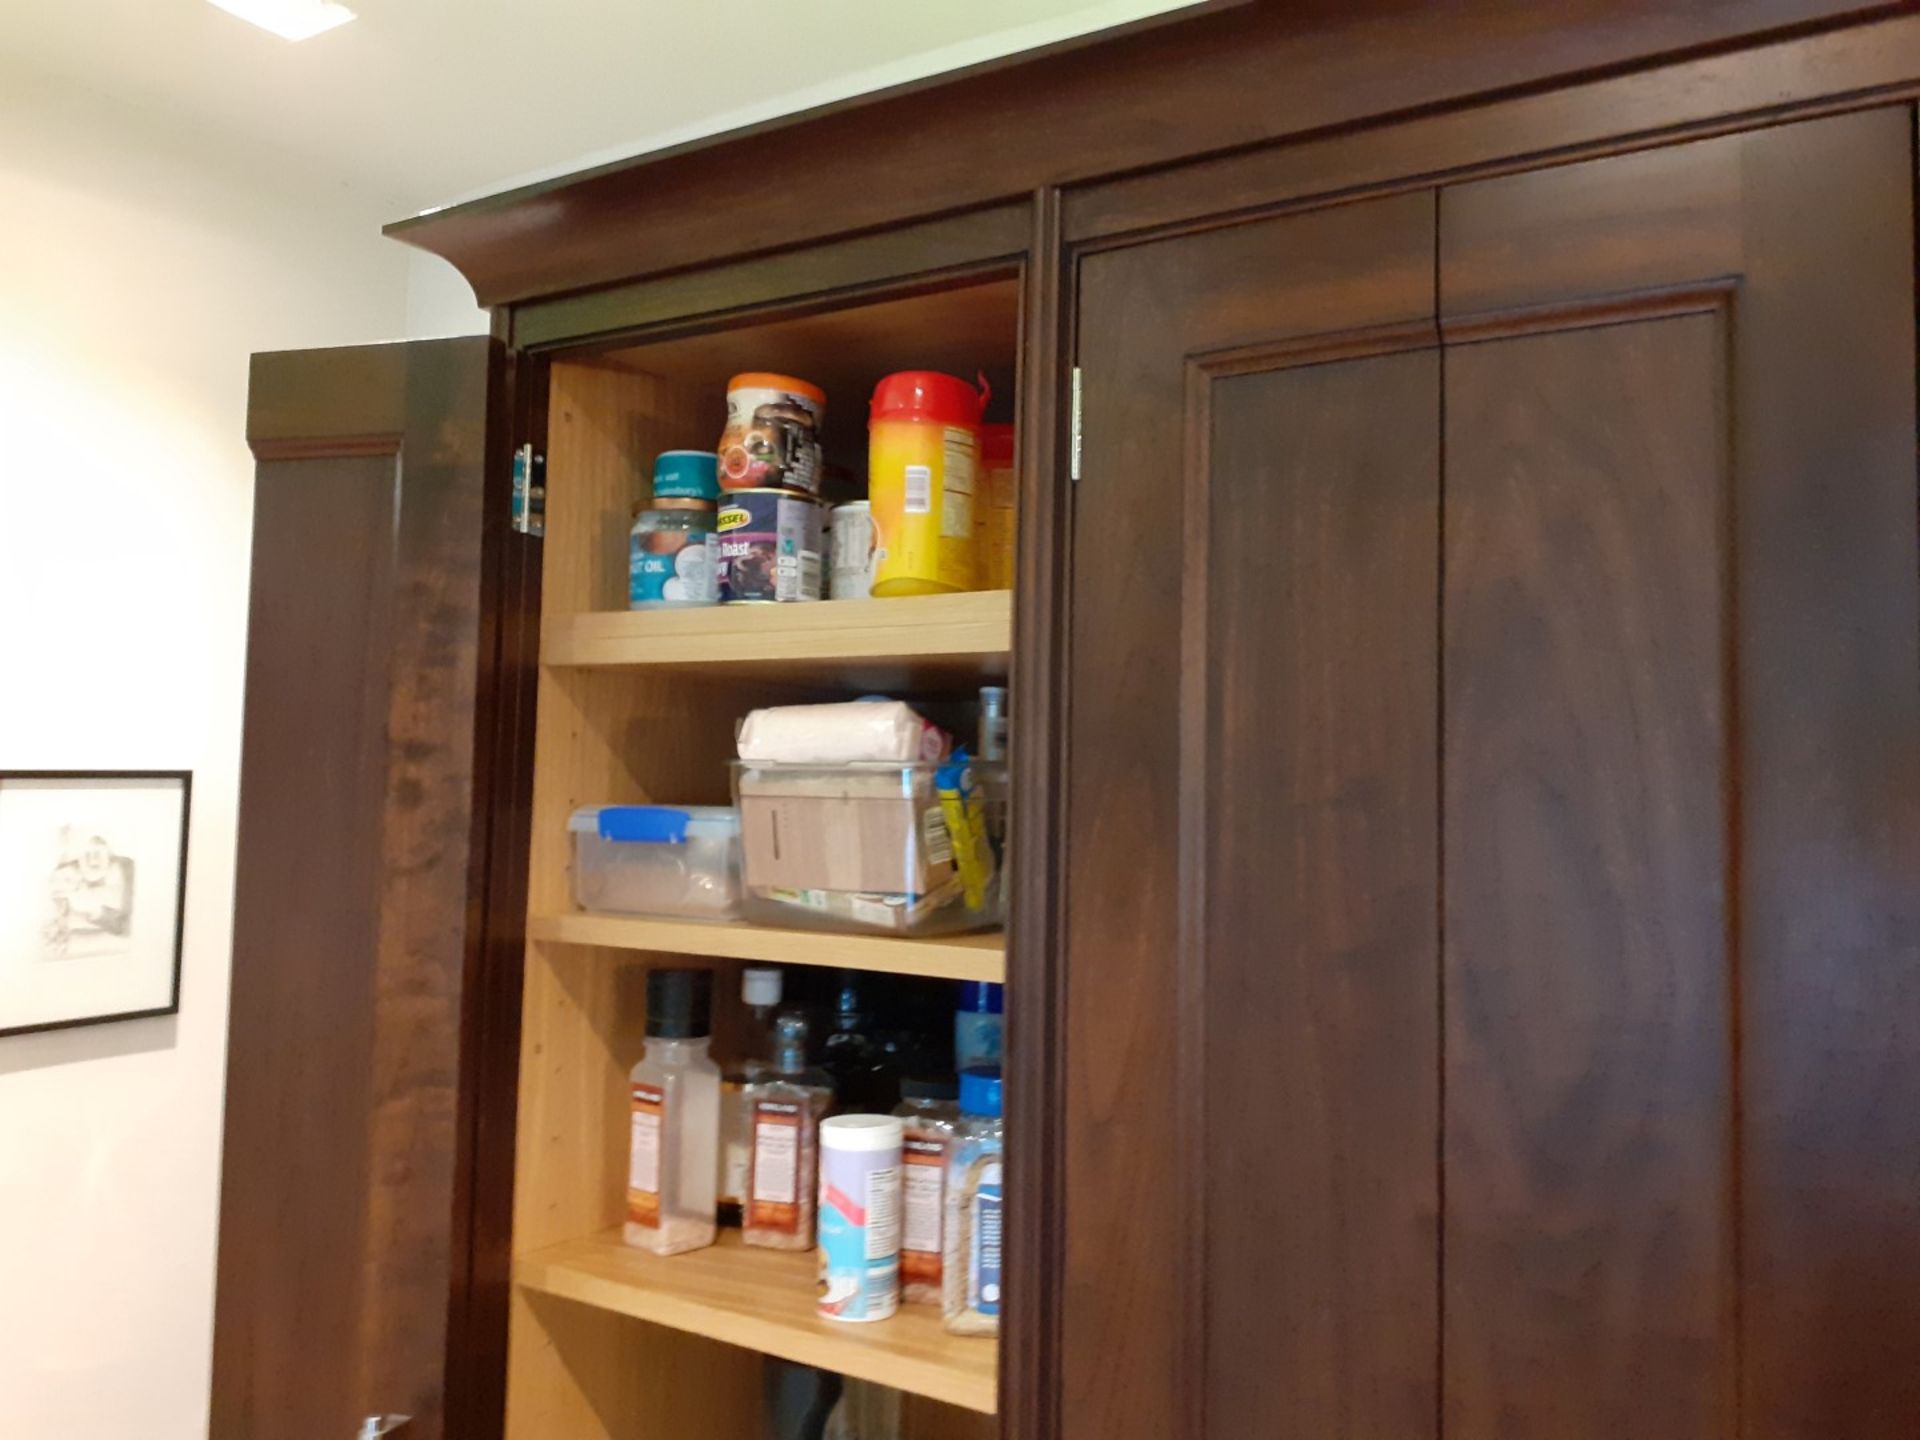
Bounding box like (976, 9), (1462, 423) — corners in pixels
(1065, 107), (1920, 1440)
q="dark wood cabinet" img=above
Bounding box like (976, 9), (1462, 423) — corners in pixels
(212, 338), (524, 1440)
(1068, 105), (1920, 1440)
(214, 8), (1920, 1440)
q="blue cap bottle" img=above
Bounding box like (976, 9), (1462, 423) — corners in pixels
(955, 982), (1004, 1073)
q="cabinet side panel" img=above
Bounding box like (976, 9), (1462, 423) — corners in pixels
(1733, 108), (1920, 1440)
(506, 360), (766, 1440)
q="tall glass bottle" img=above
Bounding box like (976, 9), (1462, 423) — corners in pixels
(744, 1013), (835, 1250)
(820, 970), (900, 1113)
(624, 968), (720, 1256)
(720, 965), (784, 1226)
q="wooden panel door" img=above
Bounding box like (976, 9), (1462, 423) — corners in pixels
(1439, 109), (1920, 1439)
(210, 338), (529, 1440)
(1066, 105), (1920, 1440)
(1068, 194), (1443, 1440)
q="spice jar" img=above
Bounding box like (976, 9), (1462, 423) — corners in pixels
(943, 1069), (1003, 1336)
(629, 451), (719, 609)
(893, 1077), (961, 1304)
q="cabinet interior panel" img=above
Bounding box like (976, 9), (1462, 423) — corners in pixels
(506, 292), (1014, 1439)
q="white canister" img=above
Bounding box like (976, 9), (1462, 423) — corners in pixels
(830, 501), (879, 600)
(817, 1114), (903, 1322)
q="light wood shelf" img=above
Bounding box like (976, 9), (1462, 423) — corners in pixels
(529, 912), (1006, 982)
(517, 1229), (998, 1415)
(542, 590), (1012, 687)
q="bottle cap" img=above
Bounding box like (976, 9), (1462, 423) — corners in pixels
(959, 981), (1004, 1015)
(727, 372), (826, 407)
(869, 370), (987, 428)
(742, 966), (783, 1008)
(645, 968), (712, 1039)
(820, 1114), (905, 1152)
(651, 450), (720, 502)
(958, 1069), (1003, 1118)
(900, 1075), (959, 1103)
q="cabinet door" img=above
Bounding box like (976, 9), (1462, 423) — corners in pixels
(1068, 194), (1443, 1440)
(1439, 109), (1920, 1440)
(1066, 105), (1920, 1440)
(210, 338), (527, 1440)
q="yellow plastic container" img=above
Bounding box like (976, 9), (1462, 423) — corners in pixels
(868, 371), (986, 597)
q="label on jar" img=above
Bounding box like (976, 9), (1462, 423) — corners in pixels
(627, 1083), (665, 1229)
(718, 384), (823, 494)
(969, 1160), (1003, 1317)
(747, 1099), (803, 1234)
(900, 1132), (948, 1287)
(630, 526), (716, 607)
(940, 427), (977, 540)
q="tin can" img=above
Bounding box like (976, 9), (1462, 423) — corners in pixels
(717, 489), (824, 603)
(818, 1115), (903, 1323)
(829, 501), (879, 599)
(718, 372), (825, 496)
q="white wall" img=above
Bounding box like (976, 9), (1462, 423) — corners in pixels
(406, 250), (490, 339)
(0, 69), (410, 1440)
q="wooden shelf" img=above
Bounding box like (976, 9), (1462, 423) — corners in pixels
(517, 1229), (997, 1415)
(542, 590), (1012, 687)
(529, 912), (1005, 982)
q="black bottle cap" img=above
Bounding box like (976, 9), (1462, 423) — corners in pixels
(646, 968), (712, 1039)
(899, 1075), (959, 1103)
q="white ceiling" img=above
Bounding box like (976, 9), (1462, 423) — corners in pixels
(3, 0), (1202, 216)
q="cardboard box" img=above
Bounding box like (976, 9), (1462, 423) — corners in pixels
(735, 765), (954, 896)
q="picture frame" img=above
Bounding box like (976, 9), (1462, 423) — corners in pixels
(0, 770), (190, 1038)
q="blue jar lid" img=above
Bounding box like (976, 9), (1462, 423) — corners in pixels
(958, 1068), (1002, 1118)
(652, 450), (719, 502)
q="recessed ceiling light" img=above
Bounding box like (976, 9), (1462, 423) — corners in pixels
(206, 0), (356, 42)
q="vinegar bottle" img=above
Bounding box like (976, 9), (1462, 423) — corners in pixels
(624, 968), (720, 1256)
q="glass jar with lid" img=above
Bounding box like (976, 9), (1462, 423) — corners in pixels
(629, 450), (720, 609)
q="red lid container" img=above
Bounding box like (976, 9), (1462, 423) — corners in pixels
(869, 371), (988, 427)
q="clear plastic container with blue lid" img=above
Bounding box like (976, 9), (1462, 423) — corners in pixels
(569, 804), (741, 919)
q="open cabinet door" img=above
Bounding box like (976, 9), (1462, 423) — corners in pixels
(209, 337), (533, 1440)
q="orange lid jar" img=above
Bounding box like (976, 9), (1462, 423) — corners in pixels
(717, 372), (826, 495)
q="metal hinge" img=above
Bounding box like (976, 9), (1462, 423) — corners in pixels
(1069, 366), (1083, 483)
(511, 443), (546, 537)
(357, 1417), (411, 1438)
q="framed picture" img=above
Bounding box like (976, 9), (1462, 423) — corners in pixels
(0, 771), (190, 1038)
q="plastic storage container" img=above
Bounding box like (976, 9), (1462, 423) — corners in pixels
(868, 371), (986, 597)
(730, 759), (1006, 935)
(569, 805), (742, 919)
